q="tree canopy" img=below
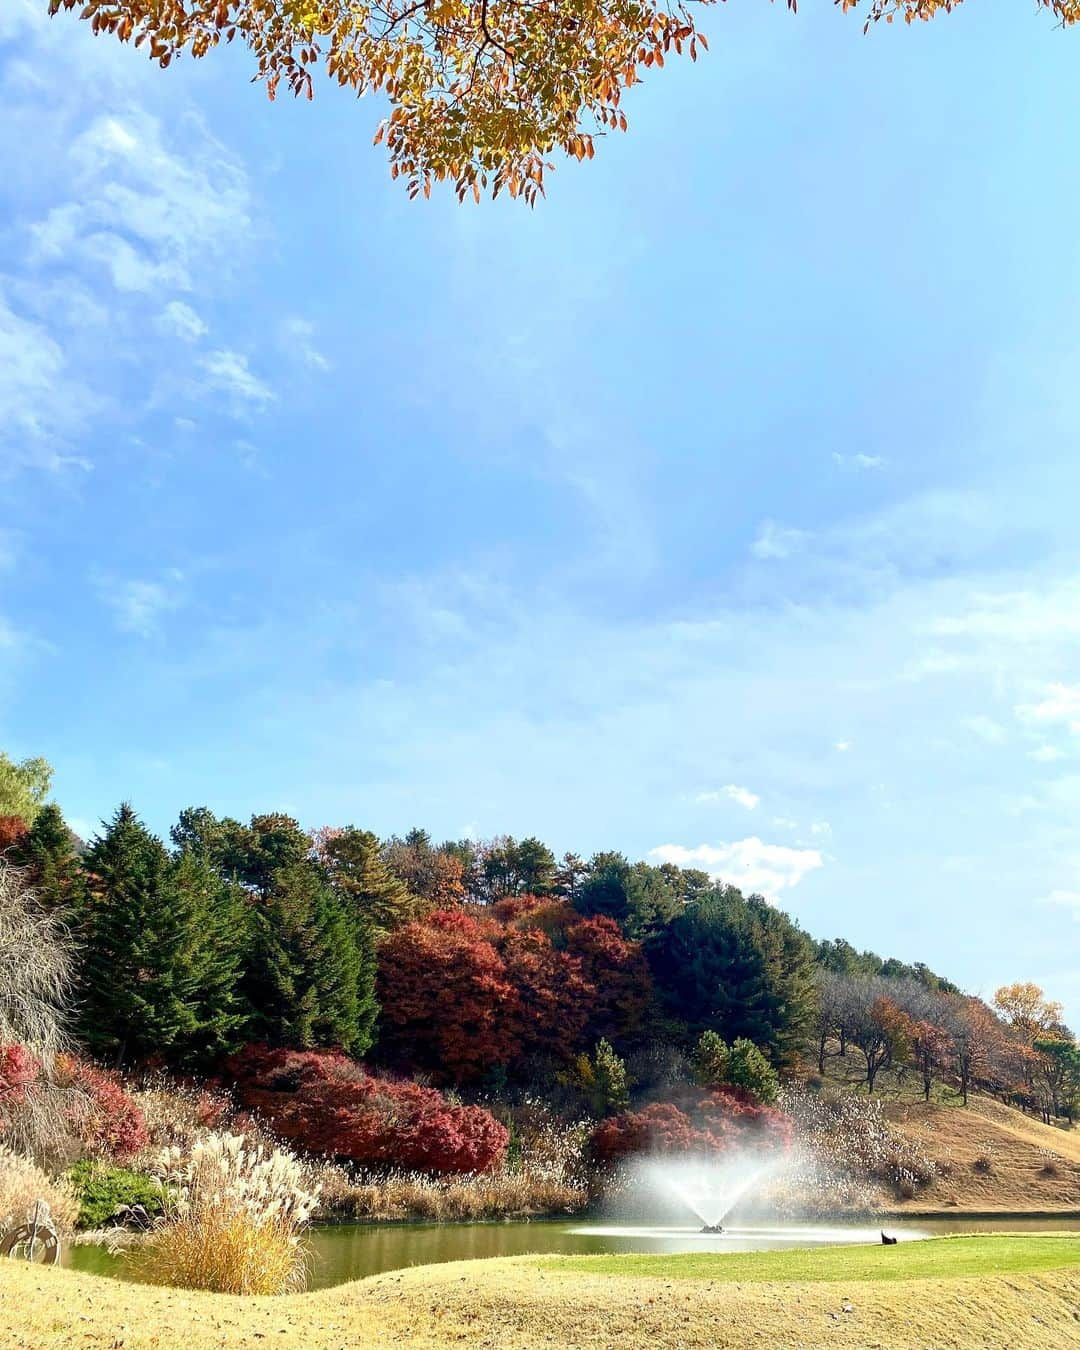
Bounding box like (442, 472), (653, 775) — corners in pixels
(50, 0), (1079, 203)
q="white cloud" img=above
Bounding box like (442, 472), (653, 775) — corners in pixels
(695, 784), (760, 810)
(1016, 683), (1080, 732)
(97, 575), (183, 637)
(964, 715), (1007, 744)
(30, 111), (252, 295)
(280, 317), (329, 371)
(834, 740), (851, 752)
(833, 452), (886, 470)
(199, 349), (275, 409)
(649, 837), (824, 903)
(0, 292), (94, 474)
(809, 820), (832, 836)
(1042, 890), (1080, 919)
(159, 300), (208, 343)
(751, 519), (808, 560)
(1029, 745), (1065, 763)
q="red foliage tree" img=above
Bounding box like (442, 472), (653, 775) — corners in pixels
(590, 1088), (792, 1166)
(0, 816), (29, 856)
(377, 900), (652, 1083)
(377, 912), (523, 1081)
(227, 1045), (509, 1174)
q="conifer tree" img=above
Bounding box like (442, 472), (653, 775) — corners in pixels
(316, 826), (412, 933)
(244, 862), (377, 1054)
(15, 803), (86, 913)
(79, 804), (201, 1063)
(164, 849), (251, 1067)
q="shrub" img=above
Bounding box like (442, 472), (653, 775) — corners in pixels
(690, 1033), (780, 1105)
(690, 1031), (730, 1090)
(0, 1144), (79, 1233)
(781, 1087), (939, 1195)
(228, 1046), (509, 1174)
(589, 1089), (792, 1166)
(66, 1160), (166, 1230)
(54, 1056), (148, 1161)
(972, 1153), (993, 1175)
(725, 1039), (780, 1105)
(136, 1133), (319, 1295)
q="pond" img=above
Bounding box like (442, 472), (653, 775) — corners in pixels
(66, 1214), (1080, 1291)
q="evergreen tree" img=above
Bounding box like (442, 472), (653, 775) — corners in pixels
(244, 862), (376, 1054)
(647, 885), (815, 1066)
(15, 803), (86, 912)
(165, 849), (251, 1067)
(574, 851), (632, 924)
(317, 826), (413, 932)
(79, 805), (201, 1063)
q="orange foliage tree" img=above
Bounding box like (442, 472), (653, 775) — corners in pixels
(376, 898), (650, 1082)
(50, 0), (1079, 202)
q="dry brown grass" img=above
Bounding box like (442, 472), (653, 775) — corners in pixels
(1, 1247), (1078, 1347)
(883, 1097), (1080, 1213)
(0, 1145), (79, 1234)
(134, 1134), (318, 1296)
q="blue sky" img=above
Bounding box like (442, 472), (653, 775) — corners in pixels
(1, 1), (1078, 1021)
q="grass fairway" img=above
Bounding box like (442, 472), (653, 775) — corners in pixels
(0, 1234), (1077, 1348)
(536, 1233), (1080, 1283)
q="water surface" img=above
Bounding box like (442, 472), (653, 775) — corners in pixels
(67, 1214), (1079, 1290)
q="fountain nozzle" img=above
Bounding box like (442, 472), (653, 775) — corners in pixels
(700, 1223), (724, 1235)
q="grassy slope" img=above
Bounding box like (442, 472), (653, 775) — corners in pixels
(1, 1236), (1077, 1348)
(811, 1050), (1080, 1213)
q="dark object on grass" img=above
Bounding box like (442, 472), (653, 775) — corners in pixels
(881, 1232), (897, 1245)
(700, 1223), (724, 1235)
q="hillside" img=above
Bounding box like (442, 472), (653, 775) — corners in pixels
(882, 1096), (1080, 1214)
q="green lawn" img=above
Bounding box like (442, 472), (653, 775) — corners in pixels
(534, 1234), (1079, 1284)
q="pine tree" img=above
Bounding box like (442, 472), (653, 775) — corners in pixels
(15, 803), (86, 913)
(647, 884), (815, 1064)
(243, 862), (377, 1054)
(318, 826), (412, 932)
(164, 850), (251, 1068)
(79, 805), (202, 1064)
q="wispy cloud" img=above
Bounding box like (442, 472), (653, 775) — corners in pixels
(199, 349), (275, 410)
(963, 715), (1007, 744)
(0, 291), (94, 474)
(280, 317), (330, 372)
(833, 452), (886, 470)
(158, 300), (208, 343)
(1042, 890), (1080, 919)
(694, 784), (760, 810)
(1016, 683), (1080, 732)
(30, 111), (252, 295)
(96, 573), (184, 638)
(1029, 745), (1065, 763)
(751, 519), (808, 560)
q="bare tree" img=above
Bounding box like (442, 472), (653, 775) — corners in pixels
(0, 862), (84, 1161)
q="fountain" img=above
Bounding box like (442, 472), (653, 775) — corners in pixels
(569, 1148), (927, 1254)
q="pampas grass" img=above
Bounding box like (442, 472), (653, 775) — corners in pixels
(135, 1133), (319, 1295)
(0, 1145), (79, 1233)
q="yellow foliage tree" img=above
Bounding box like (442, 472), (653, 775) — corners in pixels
(50, 0), (1079, 201)
(993, 982), (1065, 1043)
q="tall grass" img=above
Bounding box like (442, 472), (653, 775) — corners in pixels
(0, 1144), (79, 1233)
(135, 1133), (319, 1295)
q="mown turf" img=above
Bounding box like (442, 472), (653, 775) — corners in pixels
(536, 1233), (1080, 1283)
(1, 1236), (1079, 1348)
